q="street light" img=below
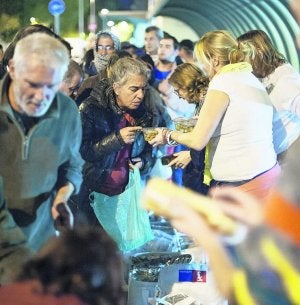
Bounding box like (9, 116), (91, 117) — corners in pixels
(100, 8), (109, 30)
(107, 20), (115, 27)
(88, 0), (97, 33)
(78, 0), (84, 37)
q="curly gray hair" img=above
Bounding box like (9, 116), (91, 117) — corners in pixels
(95, 30), (120, 52)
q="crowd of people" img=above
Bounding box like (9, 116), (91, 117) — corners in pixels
(0, 1), (300, 303)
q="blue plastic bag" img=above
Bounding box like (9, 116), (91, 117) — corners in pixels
(90, 167), (154, 252)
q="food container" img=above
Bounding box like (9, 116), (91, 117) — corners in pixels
(173, 117), (197, 133)
(142, 128), (159, 141)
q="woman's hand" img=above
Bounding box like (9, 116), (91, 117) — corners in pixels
(148, 128), (168, 147)
(119, 126), (142, 144)
(168, 150), (191, 169)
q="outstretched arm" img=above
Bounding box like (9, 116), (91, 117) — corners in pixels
(149, 90), (229, 150)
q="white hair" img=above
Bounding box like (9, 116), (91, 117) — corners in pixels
(13, 32), (69, 80)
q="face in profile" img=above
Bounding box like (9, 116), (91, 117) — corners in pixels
(144, 31), (160, 55)
(59, 72), (83, 99)
(114, 74), (147, 110)
(9, 57), (62, 117)
(173, 86), (187, 100)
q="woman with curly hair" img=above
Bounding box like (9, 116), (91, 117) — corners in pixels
(166, 63), (210, 194)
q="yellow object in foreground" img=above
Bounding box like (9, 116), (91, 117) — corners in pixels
(143, 178), (237, 235)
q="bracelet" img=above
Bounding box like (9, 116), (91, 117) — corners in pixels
(166, 130), (178, 146)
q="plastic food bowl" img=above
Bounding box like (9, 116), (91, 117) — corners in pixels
(173, 117), (197, 133)
(142, 128), (159, 141)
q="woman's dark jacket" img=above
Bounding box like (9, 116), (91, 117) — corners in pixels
(79, 78), (157, 192)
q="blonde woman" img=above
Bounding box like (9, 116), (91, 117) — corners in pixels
(149, 30), (279, 200)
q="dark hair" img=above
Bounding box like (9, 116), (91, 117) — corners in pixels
(2, 24), (71, 67)
(162, 32), (179, 50)
(138, 53), (155, 85)
(82, 48), (95, 75)
(18, 228), (126, 305)
(121, 41), (136, 50)
(139, 53), (155, 69)
(179, 39), (194, 51)
(145, 26), (164, 40)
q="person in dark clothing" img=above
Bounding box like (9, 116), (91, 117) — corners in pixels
(76, 30), (121, 106)
(59, 59), (84, 100)
(77, 57), (158, 230)
(0, 44), (5, 79)
(76, 50), (131, 107)
(0, 227), (126, 305)
(82, 48), (96, 76)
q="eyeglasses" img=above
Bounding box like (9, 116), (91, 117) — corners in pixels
(68, 78), (83, 97)
(97, 45), (114, 51)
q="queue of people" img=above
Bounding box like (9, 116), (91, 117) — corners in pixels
(0, 7), (300, 304)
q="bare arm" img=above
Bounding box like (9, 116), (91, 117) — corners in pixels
(173, 90), (229, 150)
(149, 90), (229, 150)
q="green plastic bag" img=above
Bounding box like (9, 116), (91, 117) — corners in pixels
(90, 167), (154, 252)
